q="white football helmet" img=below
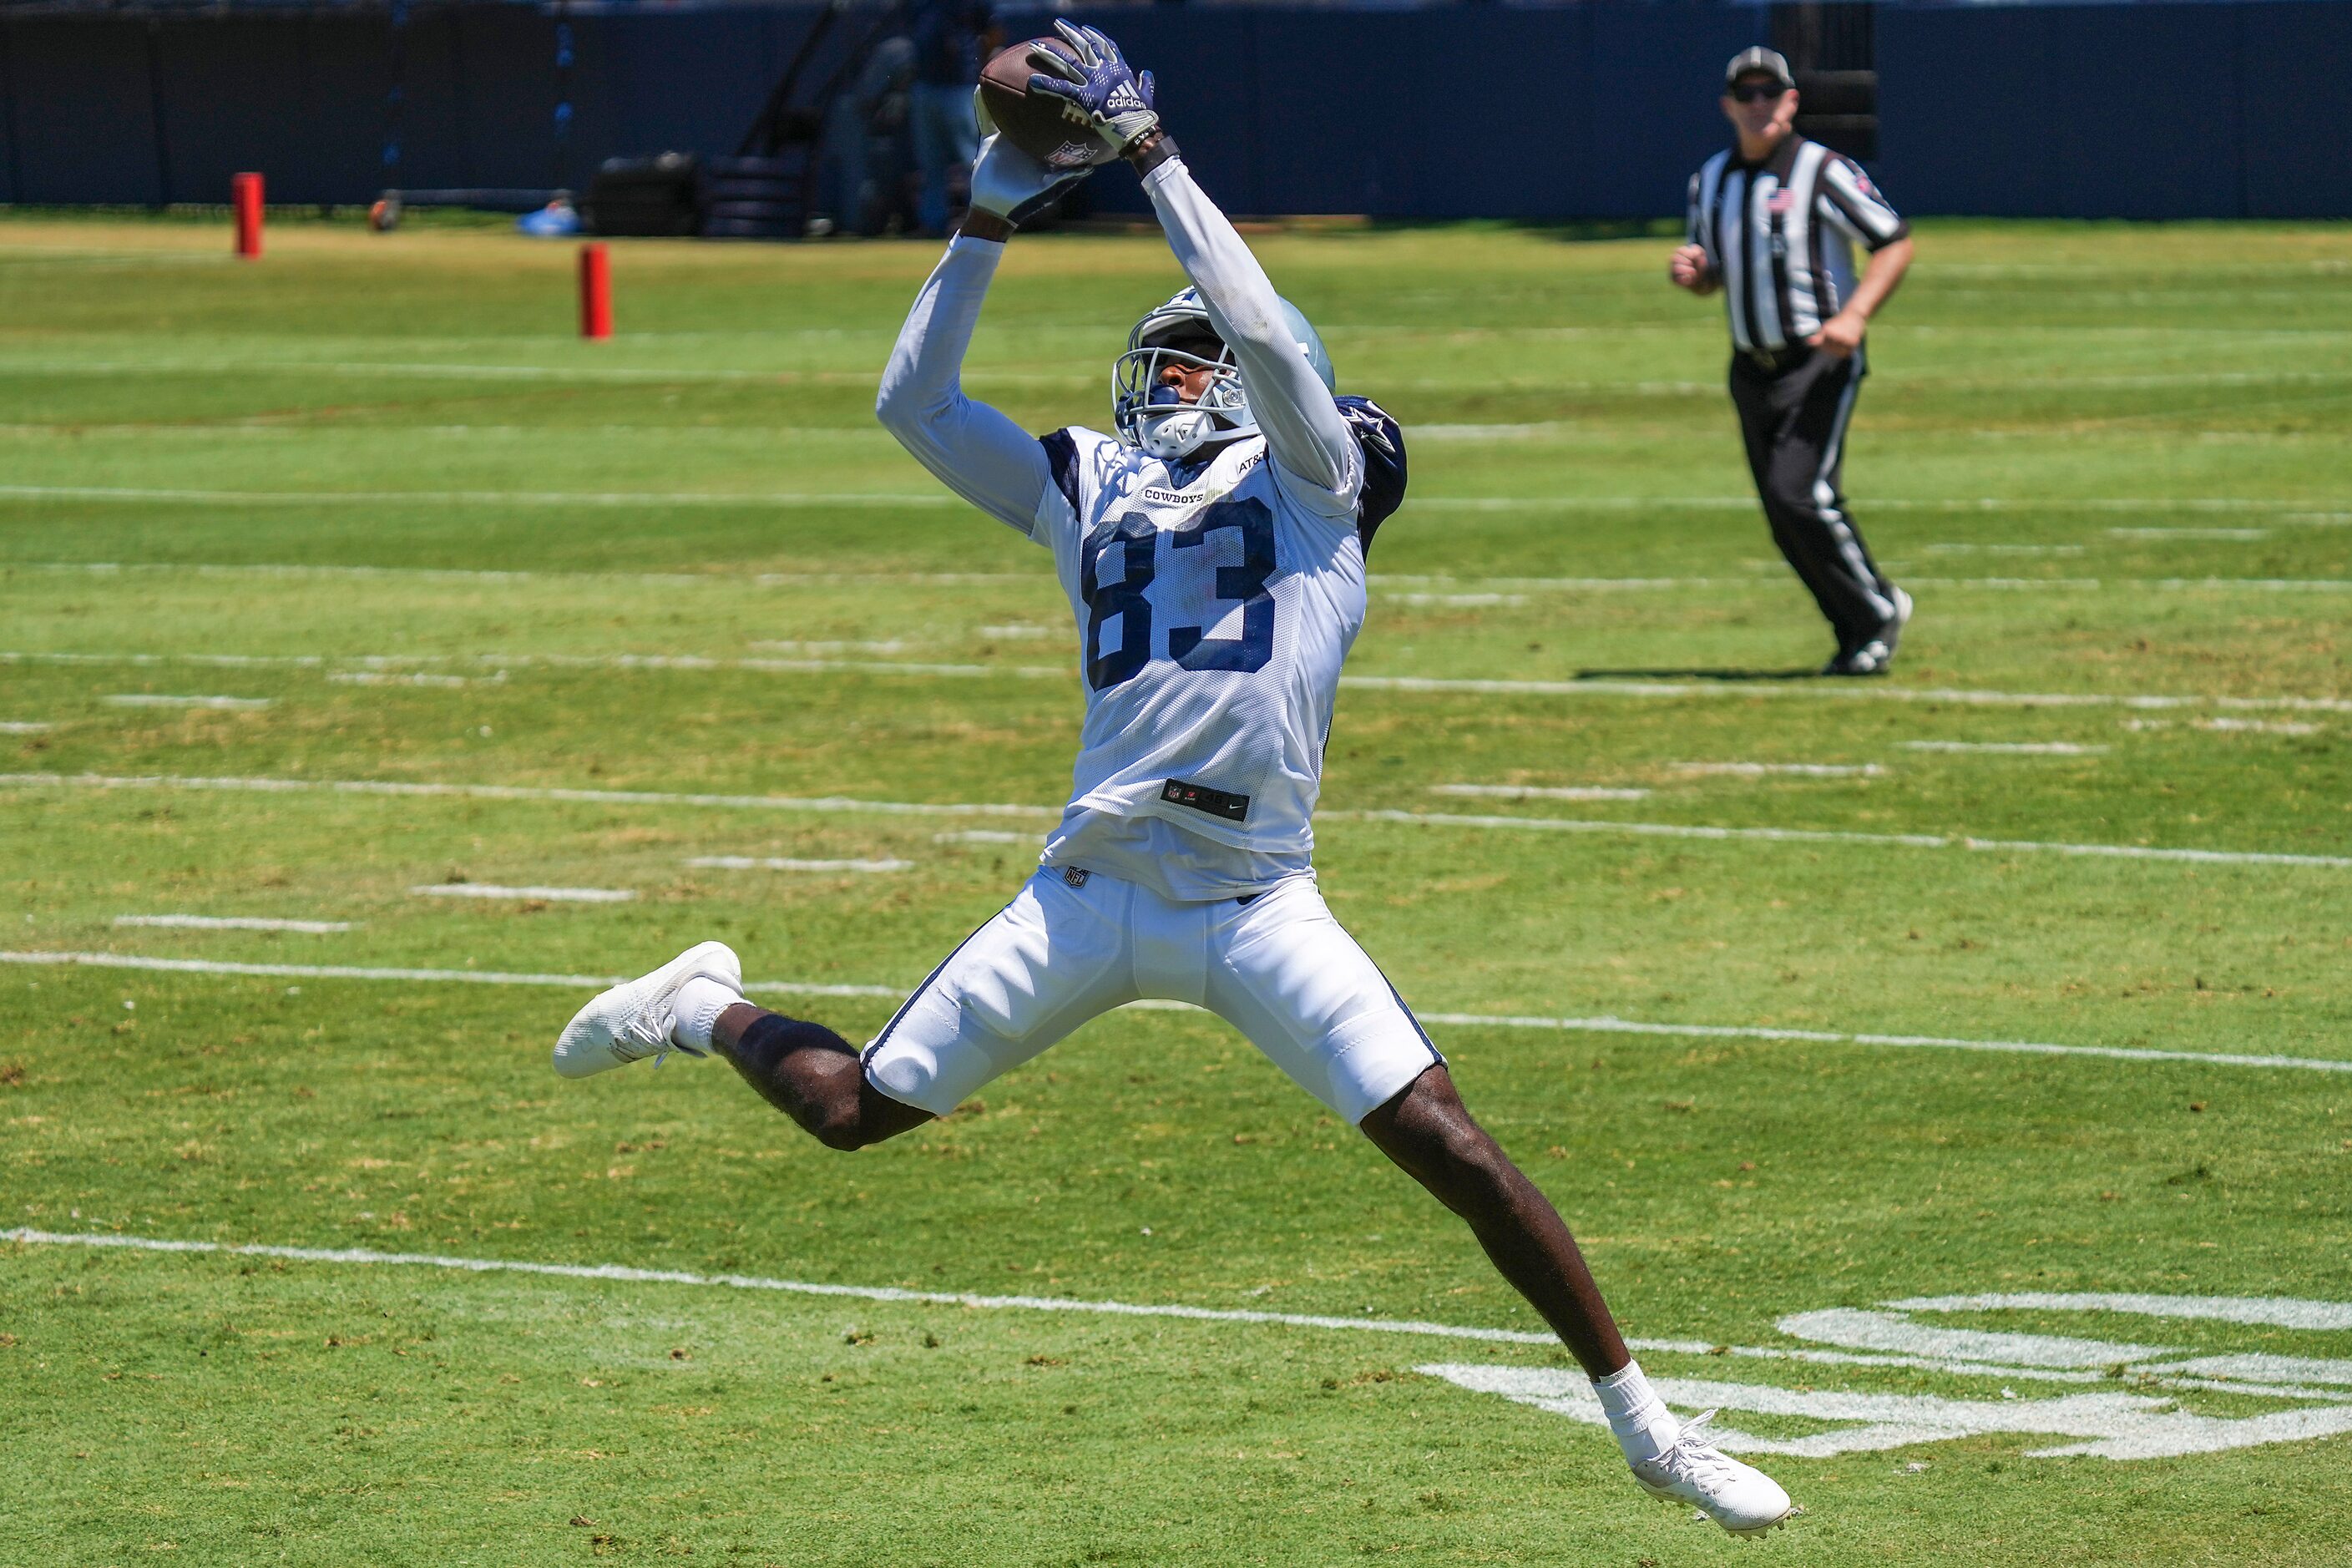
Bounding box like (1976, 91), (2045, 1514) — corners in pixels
(1113, 287), (1335, 460)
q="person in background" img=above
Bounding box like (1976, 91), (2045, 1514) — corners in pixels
(909, 0), (999, 237)
(1672, 47), (1916, 676)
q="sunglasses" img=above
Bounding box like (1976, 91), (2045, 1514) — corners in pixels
(1728, 80), (1791, 103)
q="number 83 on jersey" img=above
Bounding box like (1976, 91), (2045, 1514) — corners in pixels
(1080, 497), (1277, 690)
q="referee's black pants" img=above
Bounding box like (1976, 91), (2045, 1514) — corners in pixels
(1729, 346), (1900, 651)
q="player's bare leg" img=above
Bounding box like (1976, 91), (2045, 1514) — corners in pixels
(551, 947), (930, 1150)
(1359, 1065), (1627, 1373)
(707, 1001), (933, 1150)
(1361, 1064), (1795, 1536)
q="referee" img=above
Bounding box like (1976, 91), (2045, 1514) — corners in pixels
(1672, 47), (1917, 675)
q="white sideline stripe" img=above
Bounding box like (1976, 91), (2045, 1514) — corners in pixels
(686, 856), (912, 874)
(4, 949), (2345, 1078)
(1902, 741), (2109, 756)
(4, 773), (2339, 870)
(1388, 593), (1530, 608)
(934, 830), (1032, 845)
(412, 884), (635, 903)
(1412, 1011), (2352, 1075)
(102, 693), (271, 710)
(0, 721), (49, 733)
(0, 951), (901, 999)
(114, 914), (353, 933)
(1431, 784), (1651, 802)
(1669, 761), (1885, 777)
(1328, 809), (2352, 869)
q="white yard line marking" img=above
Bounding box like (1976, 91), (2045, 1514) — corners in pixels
(327, 670), (476, 688)
(0, 484), (957, 509)
(4, 772), (2339, 869)
(6, 486), (2340, 519)
(977, 625), (1055, 640)
(749, 640), (919, 655)
(1333, 808), (2352, 869)
(2108, 528), (2270, 541)
(1431, 784), (1651, 802)
(1669, 762), (1885, 778)
(1901, 741), (2109, 756)
(934, 830), (1033, 845)
(686, 856), (912, 874)
(0, 771), (1060, 820)
(4, 948), (2345, 1077)
(1340, 675), (2352, 715)
(0, 1226), (1560, 1347)
(1411, 1010), (2352, 1075)
(4, 1227), (2349, 1429)
(0, 721), (49, 733)
(1923, 544), (2086, 557)
(1387, 593), (1530, 608)
(102, 693), (271, 710)
(113, 914), (354, 933)
(0, 950), (899, 999)
(1888, 1294), (2352, 1333)
(2197, 718), (2321, 736)
(411, 884), (636, 903)
(1406, 497), (2337, 515)
(13, 563), (1043, 589)
(10, 647), (2345, 717)
(2123, 718), (2324, 736)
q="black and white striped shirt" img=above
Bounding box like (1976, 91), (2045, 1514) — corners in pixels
(1687, 136), (1908, 356)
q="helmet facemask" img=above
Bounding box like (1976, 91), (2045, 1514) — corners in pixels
(1114, 304), (1256, 461)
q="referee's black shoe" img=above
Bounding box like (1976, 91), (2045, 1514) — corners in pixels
(1823, 587), (1914, 677)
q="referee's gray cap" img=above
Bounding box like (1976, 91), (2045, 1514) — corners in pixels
(1723, 46), (1796, 90)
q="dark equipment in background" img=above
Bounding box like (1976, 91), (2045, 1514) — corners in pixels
(1772, 1), (1877, 161)
(583, 3), (922, 242)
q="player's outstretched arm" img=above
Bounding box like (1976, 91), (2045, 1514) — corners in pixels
(1135, 136), (1360, 511)
(1034, 26), (1358, 511)
(873, 235), (1050, 536)
(874, 134), (1087, 537)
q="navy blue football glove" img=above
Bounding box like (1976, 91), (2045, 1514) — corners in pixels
(1026, 22), (1160, 157)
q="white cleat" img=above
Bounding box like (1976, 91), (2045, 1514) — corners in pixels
(553, 940), (741, 1079)
(1630, 1410), (1796, 1537)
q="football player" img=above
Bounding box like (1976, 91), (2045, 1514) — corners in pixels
(553, 23), (1791, 1536)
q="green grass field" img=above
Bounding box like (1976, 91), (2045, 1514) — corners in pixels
(2, 212), (2349, 1566)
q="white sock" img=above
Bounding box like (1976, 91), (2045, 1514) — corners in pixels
(1592, 1360), (1681, 1466)
(670, 975), (746, 1051)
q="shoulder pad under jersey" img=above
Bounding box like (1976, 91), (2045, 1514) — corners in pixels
(1335, 395), (1407, 552)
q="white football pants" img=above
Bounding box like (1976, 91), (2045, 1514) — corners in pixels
(862, 866), (1444, 1125)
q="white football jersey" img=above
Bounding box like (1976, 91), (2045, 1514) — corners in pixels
(1027, 406), (1403, 893)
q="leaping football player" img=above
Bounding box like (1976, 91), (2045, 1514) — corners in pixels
(553, 23), (1792, 1536)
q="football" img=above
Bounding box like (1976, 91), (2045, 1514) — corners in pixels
(977, 38), (1113, 171)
